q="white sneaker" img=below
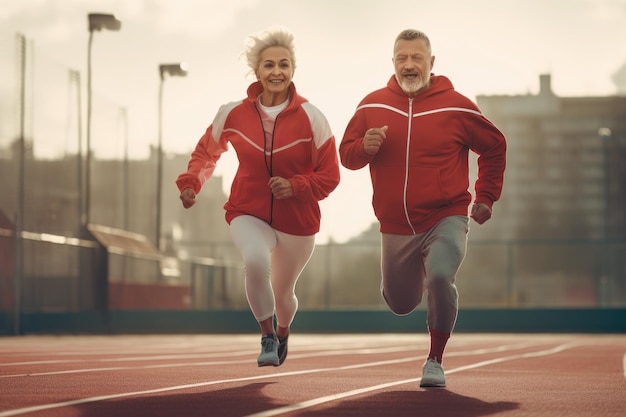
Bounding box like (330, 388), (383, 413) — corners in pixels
(420, 358), (446, 387)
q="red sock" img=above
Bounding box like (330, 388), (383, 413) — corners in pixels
(428, 328), (450, 364)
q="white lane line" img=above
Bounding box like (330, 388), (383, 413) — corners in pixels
(0, 342), (539, 417)
(0, 343), (418, 367)
(0, 335), (424, 357)
(0, 361), (254, 378)
(0, 343), (580, 417)
(0, 345), (423, 378)
(244, 342), (581, 417)
(0, 342), (537, 379)
(0, 351), (259, 366)
(0, 355), (423, 417)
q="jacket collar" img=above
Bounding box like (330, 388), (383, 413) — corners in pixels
(246, 81), (302, 112)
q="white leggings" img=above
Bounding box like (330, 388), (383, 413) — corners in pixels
(229, 215), (315, 327)
(381, 215), (469, 333)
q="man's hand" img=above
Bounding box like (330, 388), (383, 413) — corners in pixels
(363, 125), (388, 155)
(180, 187), (197, 209)
(470, 202), (492, 224)
(269, 176), (294, 199)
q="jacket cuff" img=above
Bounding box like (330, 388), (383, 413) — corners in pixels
(176, 177), (201, 194)
(474, 198), (494, 209)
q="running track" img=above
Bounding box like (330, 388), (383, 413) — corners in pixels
(1, 333), (624, 416)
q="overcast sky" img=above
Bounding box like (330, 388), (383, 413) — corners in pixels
(2, 0), (626, 243)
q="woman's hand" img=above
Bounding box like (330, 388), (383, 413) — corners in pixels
(180, 187), (197, 208)
(268, 176), (294, 199)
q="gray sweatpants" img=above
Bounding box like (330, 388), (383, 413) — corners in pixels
(380, 215), (469, 333)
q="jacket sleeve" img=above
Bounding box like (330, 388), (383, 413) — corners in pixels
(339, 109), (375, 170)
(290, 103), (340, 201)
(175, 124), (229, 194)
(469, 115), (507, 208)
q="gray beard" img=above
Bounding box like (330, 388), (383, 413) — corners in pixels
(396, 74), (430, 95)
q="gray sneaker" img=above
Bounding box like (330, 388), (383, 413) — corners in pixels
(420, 359), (446, 387)
(257, 334), (279, 367)
(277, 334), (289, 366)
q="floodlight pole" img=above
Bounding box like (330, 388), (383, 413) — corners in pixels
(85, 13), (121, 227)
(86, 29), (93, 227)
(598, 127), (612, 306)
(156, 63), (188, 250)
(14, 32), (27, 335)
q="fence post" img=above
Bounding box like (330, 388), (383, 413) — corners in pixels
(506, 241), (515, 307)
(13, 33), (27, 335)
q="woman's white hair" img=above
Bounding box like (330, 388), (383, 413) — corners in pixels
(244, 26), (296, 76)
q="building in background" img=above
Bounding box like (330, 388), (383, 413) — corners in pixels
(475, 74), (626, 241)
(466, 74), (626, 307)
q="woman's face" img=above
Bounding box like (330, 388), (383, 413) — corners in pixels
(255, 46), (293, 103)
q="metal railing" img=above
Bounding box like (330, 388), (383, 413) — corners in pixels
(0, 228), (243, 326)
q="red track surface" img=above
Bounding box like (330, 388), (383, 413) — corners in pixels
(1, 333), (624, 416)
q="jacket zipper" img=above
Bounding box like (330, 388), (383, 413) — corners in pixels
(403, 98), (416, 234)
(255, 104), (276, 226)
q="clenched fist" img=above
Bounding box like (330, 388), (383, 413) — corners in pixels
(268, 176), (293, 200)
(470, 202), (492, 224)
(180, 187), (197, 209)
(363, 125), (388, 155)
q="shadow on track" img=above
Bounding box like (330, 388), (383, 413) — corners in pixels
(296, 388), (520, 417)
(72, 382), (284, 417)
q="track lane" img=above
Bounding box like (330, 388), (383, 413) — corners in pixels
(0, 334), (624, 417)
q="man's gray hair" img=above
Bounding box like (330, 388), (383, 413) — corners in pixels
(394, 29), (432, 55)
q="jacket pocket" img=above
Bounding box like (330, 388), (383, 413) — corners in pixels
(405, 165), (449, 213)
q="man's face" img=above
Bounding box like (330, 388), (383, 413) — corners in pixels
(393, 38), (434, 96)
